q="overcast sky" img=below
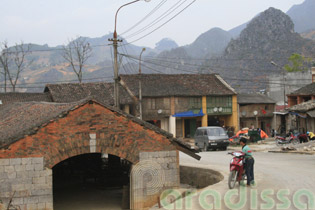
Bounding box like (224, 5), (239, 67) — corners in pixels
(0, 0), (305, 48)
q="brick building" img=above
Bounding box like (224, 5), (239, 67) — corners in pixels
(0, 99), (199, 210)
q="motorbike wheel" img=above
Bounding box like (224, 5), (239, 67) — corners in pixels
(228, 170), (238, 189)
(291, 138), (299, 145)
(276, 139), (281, 146)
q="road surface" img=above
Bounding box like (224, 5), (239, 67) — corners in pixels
(156, 150), (315, 210)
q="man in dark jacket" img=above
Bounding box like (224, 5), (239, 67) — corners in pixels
(240, 137), (255, 186)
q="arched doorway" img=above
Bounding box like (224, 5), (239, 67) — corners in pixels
(52, 153), (131, 210)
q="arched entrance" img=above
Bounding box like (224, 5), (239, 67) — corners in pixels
(53, 153), (131, 210)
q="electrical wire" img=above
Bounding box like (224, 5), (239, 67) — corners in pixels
(122, 0), (197, 46)
(120, 0), (168, 36)
(124, 0), (187, 39)
(120, 53), (315, 80)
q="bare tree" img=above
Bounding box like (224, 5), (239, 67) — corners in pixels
(0, 41), (32, 92)
(0, 41), (9, 92)
(62, 37), (92, 83)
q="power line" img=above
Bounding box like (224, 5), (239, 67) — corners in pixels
(120, 0), (168, 36)
(120, 54), (312, 87)
(124, 0), (187, 39)
(0, 76), (114, 86)
(122, 0), (197, 46)
(120, 53), (315, 80)
(0, 43), (111, 54)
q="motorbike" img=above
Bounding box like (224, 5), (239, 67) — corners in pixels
(228, 151), (246, 189)
(275, 132), (299, 146)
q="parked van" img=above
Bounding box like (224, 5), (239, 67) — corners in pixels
(194, 126), (230, 151)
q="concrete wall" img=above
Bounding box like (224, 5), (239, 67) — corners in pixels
(131, 151), (179, 210)
(268, 70), (312, 105)
(0, 157), (52, 210)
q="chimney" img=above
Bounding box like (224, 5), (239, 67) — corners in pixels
(312, 67), (315, 83)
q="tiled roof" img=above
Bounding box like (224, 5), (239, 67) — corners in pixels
(288, 100), (315, 112)
(290, 83), (315, 95)
(0, 92), (52, 109)
(0, 99), (199, 159)
(237, 93), (275, 104)
(119, 74), (236, 97)
(44, 82), (133, 105)
(0, 101), (80, 147)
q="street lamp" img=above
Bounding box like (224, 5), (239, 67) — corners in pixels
(110, 0), (151, 109)
(139, 48), (146, 120)
(271, 61), (286, 108)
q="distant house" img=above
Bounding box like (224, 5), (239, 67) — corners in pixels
(237, 93), (276, 134)
(287, 100), (315, 133)
(0, 92), (52, 110)
(120, 74), (239, 138)
(287, 82), (315, 107)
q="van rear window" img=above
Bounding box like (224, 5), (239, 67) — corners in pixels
(207, 128), (226, 136)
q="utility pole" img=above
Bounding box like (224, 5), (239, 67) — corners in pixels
(109, 33), (122, 108)
(139, 48), (146, 120)
(108, 0), (150, 109)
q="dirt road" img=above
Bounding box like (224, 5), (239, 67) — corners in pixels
(156, 151), (315, 210)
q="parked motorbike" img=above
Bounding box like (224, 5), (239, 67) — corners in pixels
(228, 151), (246, 189)
(275, 133), (299, 146)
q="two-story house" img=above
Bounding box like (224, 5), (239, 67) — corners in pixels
(43, 74), (238, 138)
(120, 74), (238, 138)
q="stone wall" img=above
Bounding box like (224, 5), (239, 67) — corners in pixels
(0, 157), (52, 210)
(130, 151), (179, 210)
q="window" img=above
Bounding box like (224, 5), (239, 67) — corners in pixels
(147, 98), (156, 109)
(207, 128), (227, 136)
(189, 97), (202, 109)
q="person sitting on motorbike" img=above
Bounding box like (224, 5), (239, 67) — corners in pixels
(307, 131), (315, 141)
(239, 137), (255, 186)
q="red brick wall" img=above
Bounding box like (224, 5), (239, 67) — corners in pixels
(0, 102), (176, 168)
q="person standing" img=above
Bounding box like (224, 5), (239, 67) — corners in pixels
(240, 137), (255, 186)
(307, 131), (315, 140)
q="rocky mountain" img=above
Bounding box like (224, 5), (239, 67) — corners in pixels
(287, 0), (315, 33)
(202, 7), (315, 92)
(184, 27), (232, 58)
(230, 0), (315, 38)
(154, 38), (178, 53)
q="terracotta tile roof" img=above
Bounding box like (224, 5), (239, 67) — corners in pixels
(288, 100), (315, 112)
(0, 92), (52, 109)
(119, 74), (236, 97)
(238, 93), (275, 104)
(0, 101), (80, 147)
(290, 83), (315, 96)
(44, 82), (133, 105)
(0, 99), (200, 159)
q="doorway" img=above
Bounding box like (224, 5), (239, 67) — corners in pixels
(53, 153), (131, 210)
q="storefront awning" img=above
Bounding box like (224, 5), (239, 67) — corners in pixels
(289, 112), (307, 118)
(172, 109), (204, 118)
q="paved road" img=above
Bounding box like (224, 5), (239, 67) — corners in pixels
(157, 150), (315, 210)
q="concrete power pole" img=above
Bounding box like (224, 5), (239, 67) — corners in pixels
(109, 32), (121, 108)
(108, 0), (150, 109)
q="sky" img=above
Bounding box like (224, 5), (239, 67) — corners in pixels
(0, 0), (305, 49)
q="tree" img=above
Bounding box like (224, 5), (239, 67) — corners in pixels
(284, 53), (310, 72)
(0, 41), (32, 92)
(62, 37), (92, 83)
(0, 41), (9, 92)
